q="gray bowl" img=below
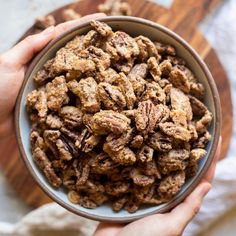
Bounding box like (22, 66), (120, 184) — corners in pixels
(15, 16), (221, 223)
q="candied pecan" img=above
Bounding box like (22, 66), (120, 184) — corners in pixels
(33, 147), (62, 187)
(177, 65), (196, 83)
(189, 96), (213, 133)
(62, 9), (81, 21)
(79, 197), (97, 209)
(116, 72), (136, 109)
(46, 114), (63, 129)
(82, 30), (103, 49)
(59, 106), (83, 128)
(170, 87), (192, 121)
(130, 134), (144, 149)
(135, 100), (159, 133)
(35, 15), (56, 29)
(93, 111), (131, 134)
(65, 35), (85, 51)
(97, 82), (126, 111)
(112, 195), (129, 212)
(166, 55), (186, 66)
(147, 57), (161, 81)
(193, 131), (211, 148)
(155, 42), (176, 56)
(135, 185), (162, 205)
(26, 89), (47, 119)
(140, 81), (166, 105)
(121, 109), (136, 120)
(105, 181), (130, 196)
(98, 0), (132, 16)
(65, 70), (82, 81)
(190, 148), (207, 164)
(67, 78), (100, 113)
(125, 197), (140, 213)
(89, 152), (119, 174)
(96, 68), (120, 83)
(46, 76), (69, 111)
(56, 139), (73, 161)
(158, 79), (170, 89)
(78, 46), (111, 72)
(114, 57), (135, 74)
(88, 192), (108, 205)
(128, 63), (148, 96)
(78, 179), (104, 193)
(130, 168), (155, 187)
(105, 31), (139, 60)
(75, 129), (90, 148)
(190, 82), (205, 100)
(91, 20), (113, 37)
(104, 143), (136, 165)
(30, 131), (45, 150)
(60, 126), (80, 141)
(170, 109), (187, 128)
(43, 130), (61, 156)
(159, 122), (191, 142)
(137, 145), (154, 162)
(50, 48), (81, 74)
(142, 159), (161, 179)
(169, 68), (190, 93)
(82, 135), (101, 153)
(105, 128), (133, 152)
(155, 104), (170, 124)
(158, 171), (185, 200)
(72, 160), (90, 187)
(135, 36), (158, 61)
(33, 69), (49, 85)
(68, 190), (81, 204)
(157, 149), (189, 174)
(159, 60), (172, 77)
(148, 132), (172, 152)
(188, 123), (198, 140)
(185, 163), (198, 178)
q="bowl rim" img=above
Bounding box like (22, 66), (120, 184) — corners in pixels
(15, 16), (221, 223)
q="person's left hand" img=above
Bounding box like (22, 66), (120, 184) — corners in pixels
(0, 13), (105, 139)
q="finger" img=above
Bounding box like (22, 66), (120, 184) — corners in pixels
(203, 136), (222, 183)
(2, 13), (106, 68)
(54, 13), (106, 37)
(93, 223), (123, 236)
(168, 182), (211, 233)
(1, 26), (55, 68)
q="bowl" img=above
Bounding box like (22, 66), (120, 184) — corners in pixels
(15, 16), (221, 223)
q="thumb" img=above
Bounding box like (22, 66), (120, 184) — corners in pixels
(2, 26), (55, 69)
(168, 182), (211, 234)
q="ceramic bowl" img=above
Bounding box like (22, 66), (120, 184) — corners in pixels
(15, 16), (221, 223)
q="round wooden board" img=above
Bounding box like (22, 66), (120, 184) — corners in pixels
(0, 0), (233, 208)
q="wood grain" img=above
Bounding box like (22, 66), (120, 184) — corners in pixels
(0, 0), (232, 208)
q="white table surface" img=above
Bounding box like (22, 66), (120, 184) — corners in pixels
(0, 0), (236, 235)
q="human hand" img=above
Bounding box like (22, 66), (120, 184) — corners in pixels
(94, 138), (222, 236)
(0, 13), (105, 139)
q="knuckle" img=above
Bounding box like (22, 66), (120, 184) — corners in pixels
(24, 35), (35, 45)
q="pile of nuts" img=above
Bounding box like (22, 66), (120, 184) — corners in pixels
(27, 20), (212, 212)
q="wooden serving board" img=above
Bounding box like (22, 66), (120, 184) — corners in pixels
(0, 0), (233, 208)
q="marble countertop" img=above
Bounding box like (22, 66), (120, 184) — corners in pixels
(0, 0), (236, 235)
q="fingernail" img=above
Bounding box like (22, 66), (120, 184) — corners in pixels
(42, 26), (55, 35)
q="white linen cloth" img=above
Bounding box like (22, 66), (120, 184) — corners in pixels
(1, 0), (236, 235)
